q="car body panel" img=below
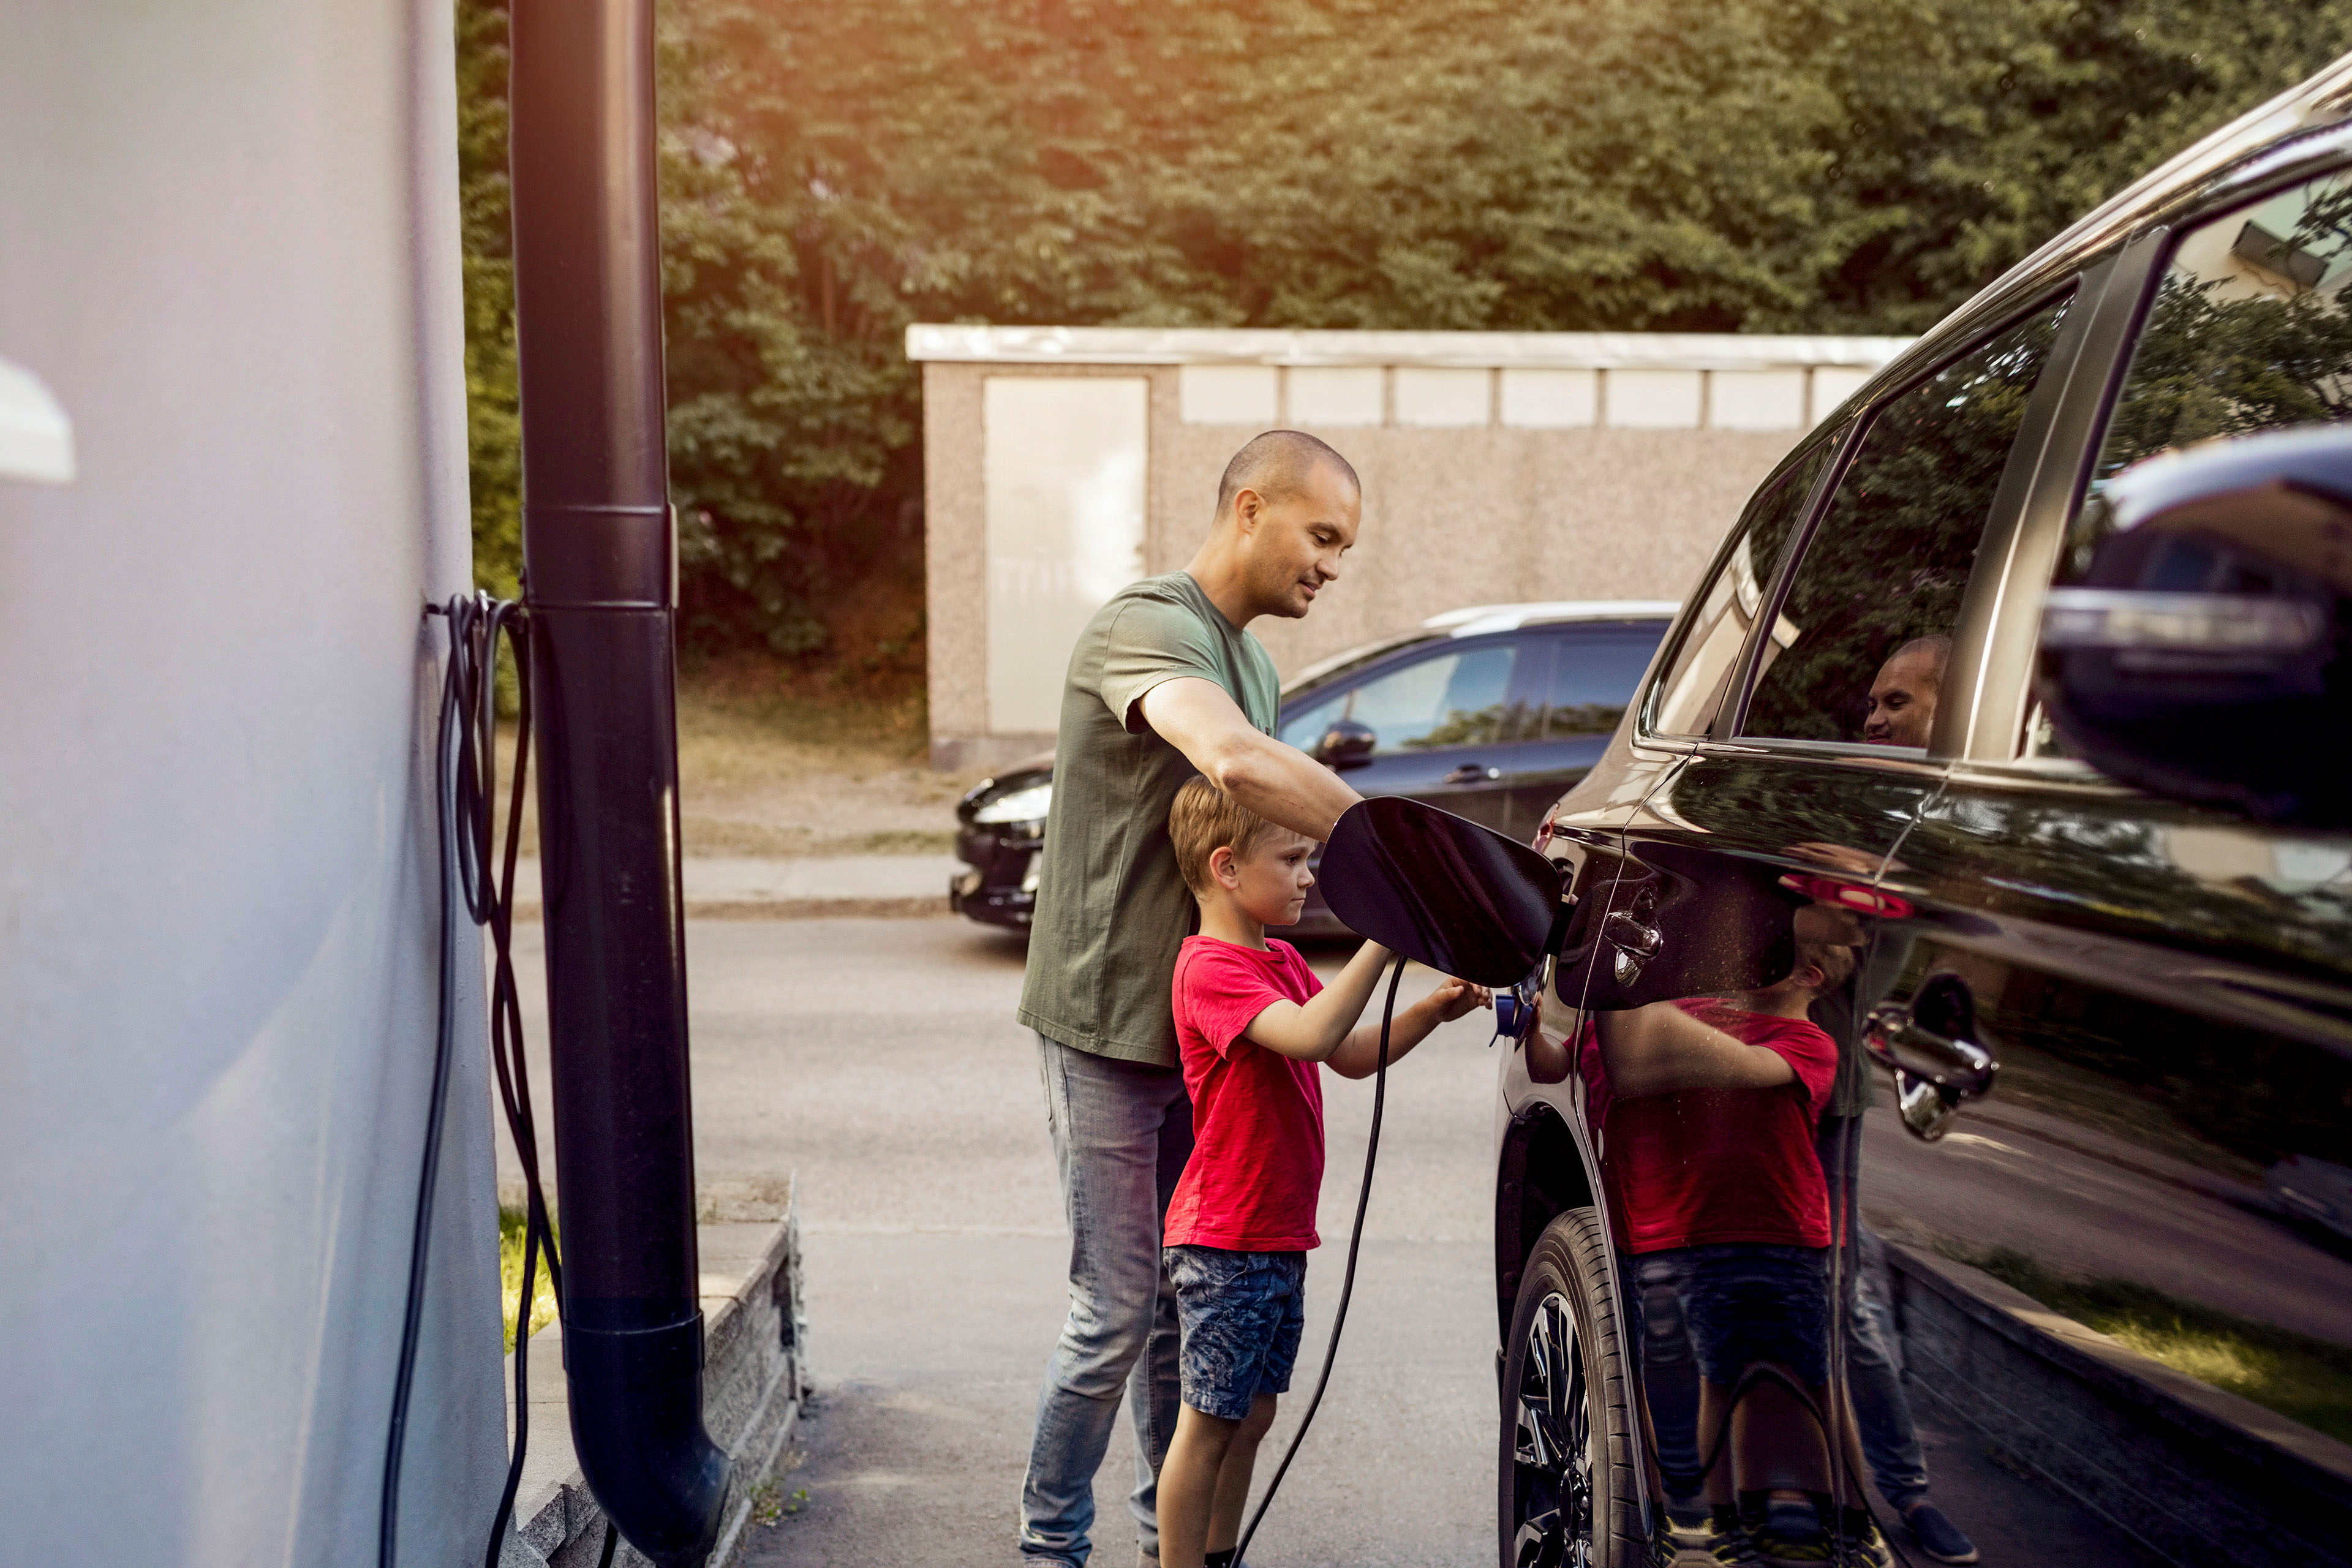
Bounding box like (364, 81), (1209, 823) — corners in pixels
(1495, 70), (2352, 1563)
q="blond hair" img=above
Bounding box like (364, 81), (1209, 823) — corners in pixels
(1169, 775), (1282, 896)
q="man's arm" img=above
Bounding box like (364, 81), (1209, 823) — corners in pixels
(1594, 1003), (1793, 1098)
(1138, 676), (1362, 841)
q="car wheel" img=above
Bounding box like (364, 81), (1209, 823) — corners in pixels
(1499, 1207), (1641, 1568)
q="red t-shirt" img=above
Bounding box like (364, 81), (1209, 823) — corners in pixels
(1163, 936), (1326, 1252)
(1579, 998), (1836, 1254)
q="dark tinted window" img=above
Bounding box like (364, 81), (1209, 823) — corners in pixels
(1278, 642), (1520, 754)
(1276, 690), (1344, 751)
(2060, 167), (2352, 582)
(1528, 629), (1667, 737)
(1743, 296), (2070, 745)
(1643, 438), (1837, 736)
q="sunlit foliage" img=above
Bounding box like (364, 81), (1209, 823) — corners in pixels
(455, 0), (2352, 657)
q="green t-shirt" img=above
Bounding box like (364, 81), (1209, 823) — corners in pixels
(1017, 571), (1281, 1068)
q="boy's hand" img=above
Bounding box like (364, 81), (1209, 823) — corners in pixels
(1423, 976), (1491, 1024)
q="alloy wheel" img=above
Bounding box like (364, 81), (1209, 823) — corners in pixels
(1510, 1291), (1594, 1568)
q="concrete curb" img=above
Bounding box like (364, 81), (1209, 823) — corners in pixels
(1887, 1240), (2352, 1568)
(514, 895), (948, 922)
(498, 1182), (807, 1567)
(510, 855), (961, 922)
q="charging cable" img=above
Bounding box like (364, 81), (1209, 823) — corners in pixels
(382, 594), (561, 1568)
(1229, 951), (1409, 1563)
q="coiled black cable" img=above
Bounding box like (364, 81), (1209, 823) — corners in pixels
(381, 593), (562, 1568)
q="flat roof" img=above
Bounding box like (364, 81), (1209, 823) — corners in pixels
(905, 324), (1913, 370)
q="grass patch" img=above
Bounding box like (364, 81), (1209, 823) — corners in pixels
(1962, 1245), (2352, 1444)
(498, 1205), (559, 1352)
(494, 654), (978, 861)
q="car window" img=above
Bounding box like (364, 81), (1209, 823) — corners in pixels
(1276, 692), (1344, 751)
(1643, 437), (1838, 737)
(1286, 643), (1518, 755)
(2024, 165), (2352, 756)
(1741, 295), (2072, 747)
(1530, 630), (1667, 737)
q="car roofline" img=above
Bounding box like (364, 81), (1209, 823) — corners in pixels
(1423, 600), (1681, 637)
(1279, 600), (1677, 696)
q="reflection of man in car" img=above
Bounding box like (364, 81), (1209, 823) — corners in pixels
(1582, 942), (1893, 1567)
(1862, 635), (1951, 747)
(1017, 431), (1369, 1568)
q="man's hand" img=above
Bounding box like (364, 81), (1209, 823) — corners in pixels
(1137, 677), (1362, 842)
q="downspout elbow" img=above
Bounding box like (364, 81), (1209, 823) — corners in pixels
(565, 1317), (728, 1566)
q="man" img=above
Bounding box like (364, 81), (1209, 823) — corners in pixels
(1809, 627), (1978, 1563)
(1861, 635), (1950, 747)
(1017, 430), (1368, 1567)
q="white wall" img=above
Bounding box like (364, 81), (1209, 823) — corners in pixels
(0, 2), (503, 1562)
(984, 376), (1149, 734)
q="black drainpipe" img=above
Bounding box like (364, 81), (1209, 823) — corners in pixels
(508, 0), (729, 1563)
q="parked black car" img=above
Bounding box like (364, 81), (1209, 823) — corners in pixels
(1499, 60), (2352, 1568)
(951, 600), (1675, 933)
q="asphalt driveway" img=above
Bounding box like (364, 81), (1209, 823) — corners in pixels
(501, 914), (2141, 1568)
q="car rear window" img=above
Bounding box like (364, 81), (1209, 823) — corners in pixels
(1278, 642), (1522, 755)
(1526, 629), (1666, 737)
(1742, 295), (2071, 747)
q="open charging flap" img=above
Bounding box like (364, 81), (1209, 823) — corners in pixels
(1315, 796), (1564, 986)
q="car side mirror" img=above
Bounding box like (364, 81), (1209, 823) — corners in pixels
(1314, 718), (1378, 771)
(2040, 426), (2352, 829)
(1316, 796), (1565, 986)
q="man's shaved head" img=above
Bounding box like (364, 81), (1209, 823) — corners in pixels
(1214, 429), (1360, 519)
(1891, 635), (1953, 675)
(1864, 634), (1953, 747)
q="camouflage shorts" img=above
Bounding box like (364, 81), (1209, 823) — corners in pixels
(1164, 1245), (1307, 1420)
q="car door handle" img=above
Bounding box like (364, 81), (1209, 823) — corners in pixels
(1864, 1002), (1997, 1097)
(1442, 764), (1502, 785)
(1602, 910), (1662, 984)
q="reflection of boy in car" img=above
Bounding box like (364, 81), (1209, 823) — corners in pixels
(1155, 778), (1487, 1568)
(1581, 941), (1891, 1567)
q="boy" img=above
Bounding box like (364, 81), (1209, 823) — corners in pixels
(1585, 940), (1889, 1567)
(1156, 777), (1487, 1568)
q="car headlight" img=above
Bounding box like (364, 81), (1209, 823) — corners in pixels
(974, 781), (1053, 826)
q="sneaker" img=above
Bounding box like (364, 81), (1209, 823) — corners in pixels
(1836, 1517), (1892, 1568)
(1751, 1521), (1834, 1566)
(1901, 1502), (1979, 1565)
(1703, 1518), (1765, 1567)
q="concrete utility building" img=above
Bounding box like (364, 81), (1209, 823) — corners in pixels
(912, 325), (1912, 769)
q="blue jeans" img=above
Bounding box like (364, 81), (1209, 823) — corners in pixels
(1164, 1246), (1306, 1420)
(1646, 1243), (1830, 1386)
(1020, 1036), (1195, 1565)
(1637, 1121), (1932, 1509)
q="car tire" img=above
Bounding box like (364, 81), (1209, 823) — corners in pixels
(1499, 1207), (1642, 1568)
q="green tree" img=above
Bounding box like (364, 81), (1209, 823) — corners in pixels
(453, 0), (2352, 658)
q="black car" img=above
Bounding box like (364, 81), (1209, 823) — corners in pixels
(951, 601), (1675, 933)
(1500, 59), (2352, 1568)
